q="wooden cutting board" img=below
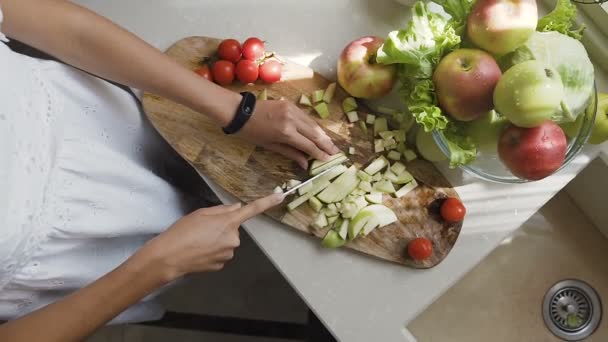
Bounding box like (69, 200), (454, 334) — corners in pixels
(143, 37), (463, 268)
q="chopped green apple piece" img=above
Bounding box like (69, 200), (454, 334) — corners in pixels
(327, 203), (337, 211)
(334, 202), (342, 210)
(394, 130), (406, 143)
(374, 180), (396, 193)
(322, 82), (336, 103)
(340, 196), (368, 219)
(383, 169), (399, 183)
(372, 173), (382, 181)
(309, 153), (347, 176)
(395, 179), (418, 198)
(327, 215), (339, 225)
(321, 229), (346, 248)
(374, 117), (388, 136)
(299, 94), (312, 107)
(394, 170), (414, 184)
(346, 111), (359, 123)
(364, 156), (389, 175)
(297, 181), (314, 196)
(383, 137), (397, 149)
(258, 89), (268, 101)
(374, 139), (384, 153)
(351, 189), (365, 196)
(273, 186), (283, 194)
(312, 212), (328, 230)
(312, 89), (324, 103)
(358, 181), (372, 192)
(286, 179), (301, 189)
(314, 102), (330, 119)
(287, 193), (312, 211)
(348, 215), (378, 240)
(342, 97), (358, 113)
(387, 150), (401, 161)
(396, 142), (406, 153)
(317, 166), (359, 203)
(348, 147), (356, 155)
(403, 149), (417, 162)
(356, 204), (398, 235)
(357, 170), (372, 182)
(308, 197), (323, 212)
(379, 131), (395, 140)
(358, 121), (368, 134)
(366, 114), (376, 124)
(377, 106), (397, 115)
(390, 162), (406, 175)
(365, 192), (383, 204)
(338, 219), (349, 240)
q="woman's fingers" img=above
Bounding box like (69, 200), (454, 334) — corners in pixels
(197, 203), (242, 216)
(233, 193), (285, 223)
(266, 143), (309, 169)
(285, 131), (331, 162)
(296, 114), (340, 156)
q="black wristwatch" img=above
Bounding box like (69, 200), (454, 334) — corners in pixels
(222, 92), (257, 135)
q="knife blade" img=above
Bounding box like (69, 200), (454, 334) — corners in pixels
(282, 166), (339, 196)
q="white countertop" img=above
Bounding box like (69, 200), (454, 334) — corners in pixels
(75, 1), (608, 341)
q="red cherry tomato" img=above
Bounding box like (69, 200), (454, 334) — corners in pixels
(217, 39), (242, 63)
(242, 37), (265, 61)
(194, 65), (213, 82)
(259, 60), (282, 83)
(235, 60), (259, 84)
(211, 60), (235, 86)
(440, 197), (466, 223)
(408, 238), (433, 261)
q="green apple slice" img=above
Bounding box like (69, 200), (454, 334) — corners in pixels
(361, 204), (397, 235)
(374, 139), (384, 153)
(322, 82), (337, 103)
(394, 130), (406, 143)
(383, 169), (399, 183)
(348, 147), (356, 155)
(346, 111), (359, 123)
(327, 215), (339, 225)
(364, 156), (389, 175)
(379, 131), (395, 140)
(390, 162), (406, 175)
(365, 192), (383, 204)
(387, 150), (401, 161)
(416, 129), (447, 162)
(309, 153), (347, 176)
(403, 150), (417, 162)
(394, 170), (414, 185)
(258, 89), (268, 101)
(286, 179), (301, 189)
(396, 142), (406, 153)
(342, 97), (358, 113)
(395, 179), (418, 198)
(383, 138), (397, 149)
(297, 182), (314, 196)
(348, 215), (376, 240)
(338, 219), (349, 240)
(374, 117), (388, 136)
(366, 114), (376, 124)
(357, 170), (372, 182)
(314, 102), (330, 119)
(321, 229), (346, 248)
(308, 197), (323, 212)
(312, 212), (328, 229)
(317, 165), (359, 203)
(287, 193), (312, 211)
(373, 180), (396, 193)
(358, 181), (372, 192)
(312, 89), (324, 103)
(358, 121), (368, 135)
(372, 173), (382, 181)
(299, 94), (312, 107)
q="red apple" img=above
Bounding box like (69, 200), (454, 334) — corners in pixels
(432, 48), (502, 122)
(337, 36), (397, 99)
(498, 121), (567, 181)
(467, 0), (538, 56)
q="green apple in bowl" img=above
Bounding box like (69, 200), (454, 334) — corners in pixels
(493, 60), (564, 128)
(433, 49), (502, 121)
(562, 93), (608, 144)
(465, 111), (509, 153)
(337, 36), (397, 99)
(467, 0), (538, 56)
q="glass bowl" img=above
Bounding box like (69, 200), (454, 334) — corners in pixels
(432, 85), (598, 183)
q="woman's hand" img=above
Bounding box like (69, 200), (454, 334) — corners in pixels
(238, 100), (340, 169)
(139, 193), (285, 282)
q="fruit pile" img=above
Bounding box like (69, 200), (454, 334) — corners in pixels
(194, 37), (283, 86)
(336, 0), (602, 181)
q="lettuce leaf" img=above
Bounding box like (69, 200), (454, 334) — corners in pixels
(432, 0), (475, 34)
(442, 123), (477, 168)
(537, 0), (585, 40)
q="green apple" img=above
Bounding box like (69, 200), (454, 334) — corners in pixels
(415, 129), (447, 162)
(348, 204), (397, 239)
(465, 111), (509, 153)
(562, 93), (608, 144)
(493, 60), (564, 128)
(321, 230), (346, 248)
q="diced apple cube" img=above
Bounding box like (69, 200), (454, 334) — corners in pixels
(374, 117), (388, 136)
(390, 162), (406, 175)
(403, 149), (417, 162)
(308, 197), (323, 212)
(387, 150), (401, 161)
(327, 215), (339, 225)
(395, 179), (418, 198)
(342, 97), (358, 113)
(394, 170), (414, 184)
(286, 179), (302, 189)
(312, 212), (328, 229)
(365, 192), (383, 204)
(338, 219), (349, 240)
(309, 153), (347, 176)
(373, 180), (396, 193)
(346, 111), (359, 123)
(379, 131), (395, 140)
(322, 82), (336, 103)
(357, 170), (372, 182)
(298, 181), (314, 196)
(314, 102), (330, 119)
(395, 130), (406, 142)
(258, 89), (268, 101)
(396, 142), (406, 153)
(383, 137), (397, 149)
(372, 173), (382, 181)
(364, 156), (389, 175)
(358, 181), (372, 192)
(287, 193), (312, 211)
(374, 139), (384, 153)
(312, 89), (325, 103)
(348, 147), (356, 155)
(366, 114), (376, 124)
(383, 169), (399, 183)
(299, 94), (312, 107)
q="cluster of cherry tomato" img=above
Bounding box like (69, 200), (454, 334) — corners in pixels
(195, 37), (282, 86)
(408, 197), (466, 261)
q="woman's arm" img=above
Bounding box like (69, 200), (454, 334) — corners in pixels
(0, 0), (338, 168)
(0, 194), (284, 342)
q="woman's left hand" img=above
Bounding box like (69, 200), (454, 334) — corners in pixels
(237, 100), (340, 169)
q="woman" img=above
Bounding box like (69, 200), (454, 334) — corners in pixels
(0, 0), (338, 341)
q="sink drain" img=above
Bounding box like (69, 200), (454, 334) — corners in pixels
(543, 279), (602, 341)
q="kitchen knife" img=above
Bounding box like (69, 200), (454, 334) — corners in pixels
(282, 165), (339, 196)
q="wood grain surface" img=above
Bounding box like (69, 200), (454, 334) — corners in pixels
(143, 37), (462, 268)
